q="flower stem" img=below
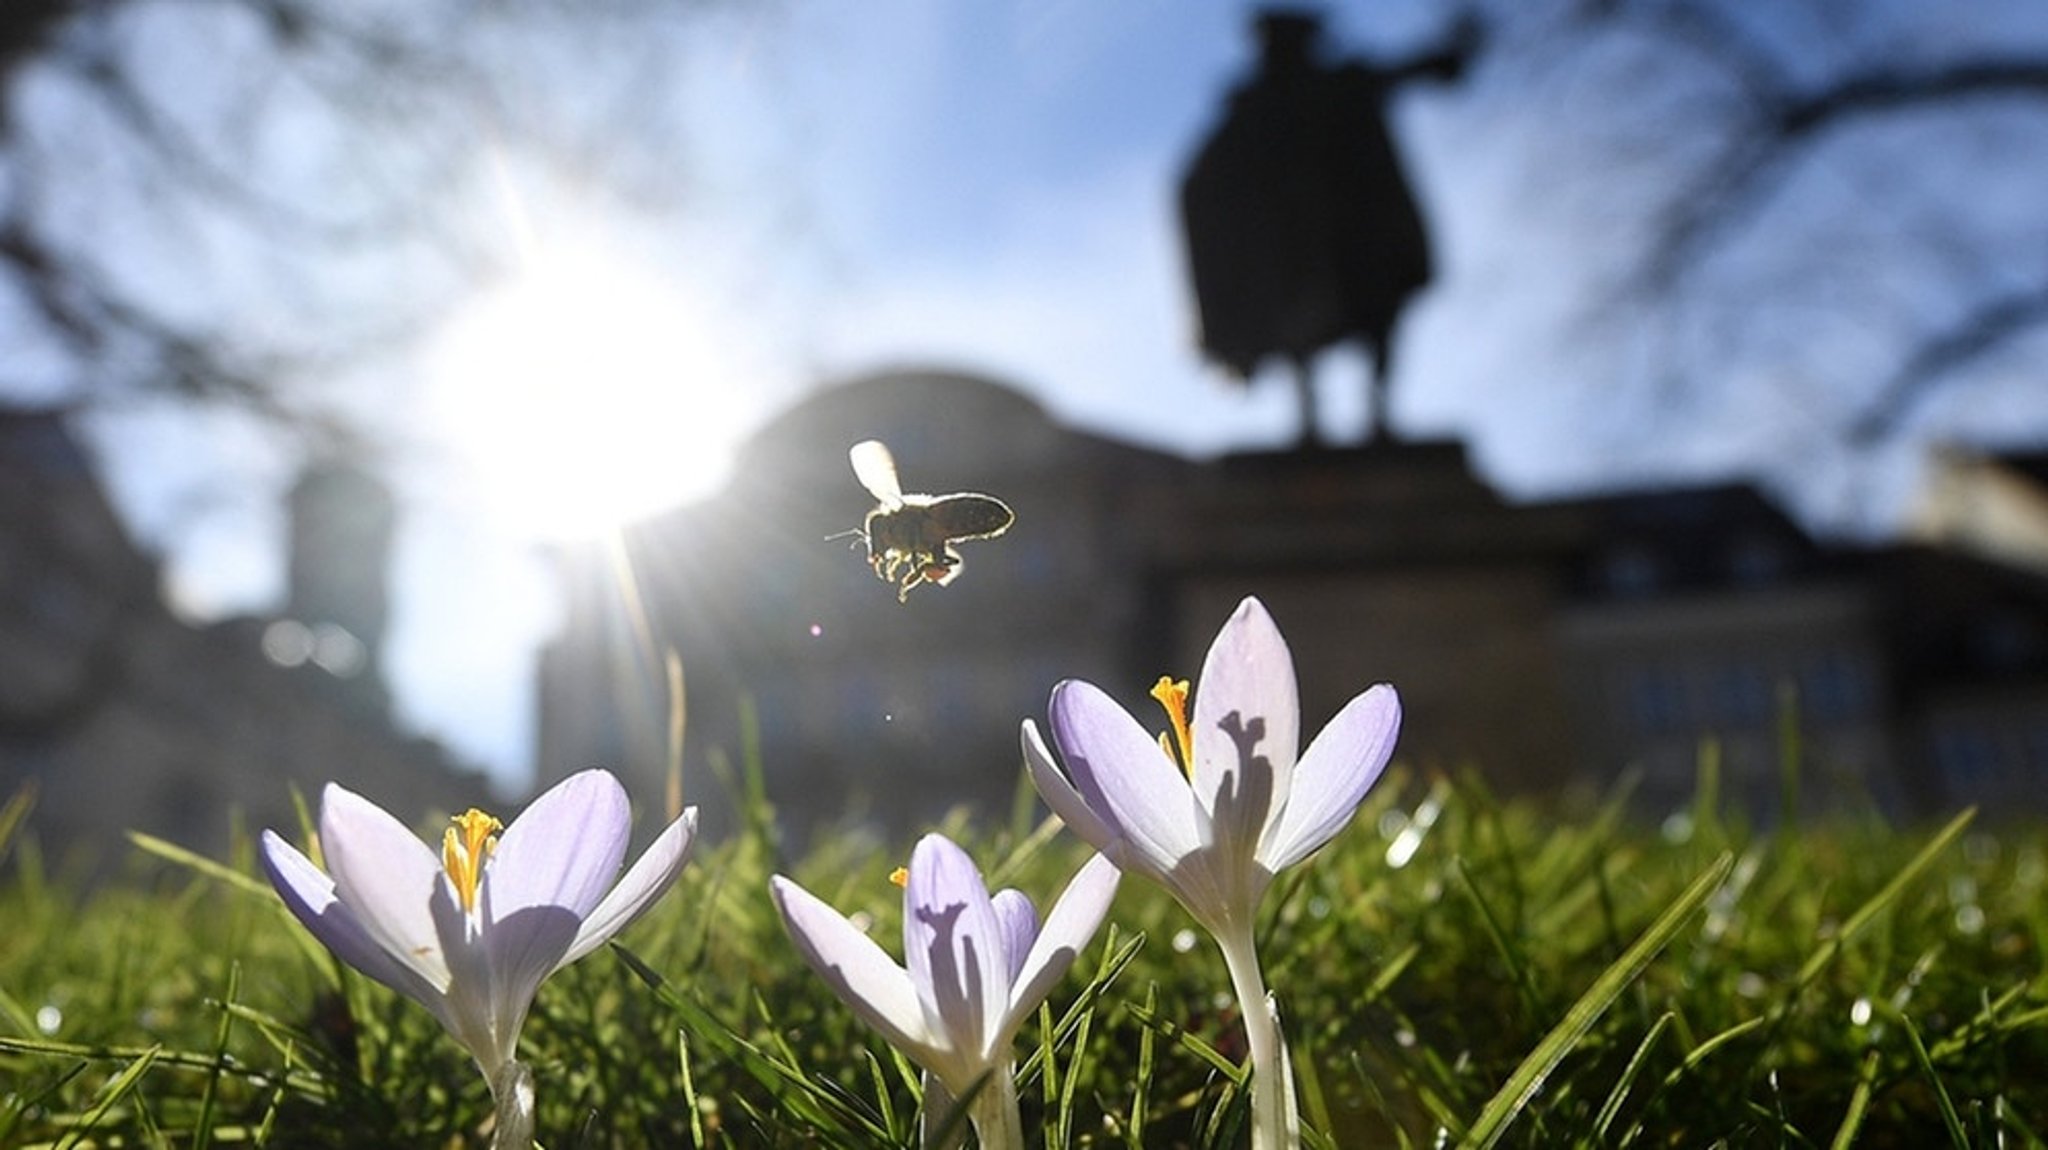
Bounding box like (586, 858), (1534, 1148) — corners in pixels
(967, 1065), (1024, 1150)
(921, 1067), (1022, 1150)
(1217, 926), (1298, 1150)
(489, 1059), (535, 1150)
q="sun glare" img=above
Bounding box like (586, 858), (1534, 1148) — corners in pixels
(425, 241), (757, 541)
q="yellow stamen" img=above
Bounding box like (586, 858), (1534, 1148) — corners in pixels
(888, 866), (909, 888)
(1150, 675), (1195, 779)
(442, 808), (503, 914)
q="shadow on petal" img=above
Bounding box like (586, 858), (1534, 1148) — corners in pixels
(1208, 709), (1279, 856)
(915, 898), (998, 1055)
(483, 901), (584, 1020)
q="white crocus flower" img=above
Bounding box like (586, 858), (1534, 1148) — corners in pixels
(771, 833), (1119, 1150)
(1024, 596), (1400, 1150)
(261, 769), (697, 1149)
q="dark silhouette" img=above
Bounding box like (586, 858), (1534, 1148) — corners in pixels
(286, 458), (397, 699)
(1180, 8), (1476, 445)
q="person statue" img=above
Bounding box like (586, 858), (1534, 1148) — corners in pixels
(1180, 8), (1477, 446)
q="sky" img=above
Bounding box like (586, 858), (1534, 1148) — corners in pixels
(75, 0), (1469, 792)
(34, 0), (2048, 792)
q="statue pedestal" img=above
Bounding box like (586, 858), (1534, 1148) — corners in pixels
(1145, 440), (1582, 792)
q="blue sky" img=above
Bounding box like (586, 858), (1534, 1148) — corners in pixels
(44, 0), (2048, 791)
(92, 0), (1473, 791)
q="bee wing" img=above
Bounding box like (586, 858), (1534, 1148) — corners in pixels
(849, 439), (905, 509)
(926, 494), (1015, 541)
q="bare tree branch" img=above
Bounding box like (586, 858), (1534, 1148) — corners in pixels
(0, 0), (719, 447)
(1639, 52), (2048, 293)
(1527, 0), (2048, 474)
(1781, 60), (2048, 133)
(1851, 283), (2048, 446)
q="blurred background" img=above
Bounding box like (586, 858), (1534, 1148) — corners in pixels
(6, 0), (2048, 862)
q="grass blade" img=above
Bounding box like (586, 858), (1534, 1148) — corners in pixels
(1896, 1010), (1968, 1148)
(54, 1044), (160, 1150)
(1795, 808), (1974, 987)
(1827, 1049), (1882, 1150)
(125, 832), (274, 898)
(1460, 851), (1733, 1150)
(1591, 1011), (1673, 1141)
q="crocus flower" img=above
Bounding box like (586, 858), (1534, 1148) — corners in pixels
(1023, 596), (1399, 1150)
(261, 769), (697, 1150)
(771, 833), (1119, 1150)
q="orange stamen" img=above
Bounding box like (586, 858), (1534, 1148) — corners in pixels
(888, 866), (909, 888)
(442, 808), (503, 914)
(1150, 676), (1195, 779)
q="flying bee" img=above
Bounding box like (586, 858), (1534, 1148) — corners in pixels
(835, 439), (1014, 602)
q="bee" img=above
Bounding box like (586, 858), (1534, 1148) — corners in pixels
(837, 439), (1014, 601)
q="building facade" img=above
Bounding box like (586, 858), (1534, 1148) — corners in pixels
(0, 407), (489, 871)
(534, 370), (2048, 840)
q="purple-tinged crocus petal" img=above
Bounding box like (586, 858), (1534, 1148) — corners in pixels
(318, 783), (452, 989)
(459, 772), (636, 1047)
(770, 876), (938, 1061)
(990, 889), (1038, 988)
(1022, 719), (1123, 855)
(1003, 852), (1119, 1038)
(775, 837), (1114, 1149)
(487, 770), (632, 920)
(263, 769), (696, 1107)
(1262, 684), (1401, 873)
(905, 834), (1007, 1062)
(1191, 599), (1301, 844)
(1048, 680), (1208, 874)
(476, 898), (581, 1063)
(426, 882), (510, 1071)
(560, 808), (699, 969)
(1024, 594), (1399, 1150)
(260, 830), (445, 1007)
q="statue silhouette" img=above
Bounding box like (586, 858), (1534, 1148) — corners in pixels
(1180, 8), (1476, 446)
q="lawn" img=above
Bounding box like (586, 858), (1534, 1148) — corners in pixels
(1, 753), (2043, 1148)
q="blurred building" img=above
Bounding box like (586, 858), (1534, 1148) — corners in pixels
(536, 371), (1183, 840)
(535, 370), (2048, 838)
(0, 406), (488, 869)
(1907, 444), (2048, 575)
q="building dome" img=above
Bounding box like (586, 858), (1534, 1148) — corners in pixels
(737, 367), (1063, 490)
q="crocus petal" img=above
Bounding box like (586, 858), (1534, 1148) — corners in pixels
(557, 808), (699, 970)
(1048, 679), (1208, 876)
(1261, 684), (1401, 872)
(771, 875), (939, 1061)
(1002, 852), (1120, 1038)
(475, 898), (581, 1072)
(430, 879), (507, 1069)
(318, 783), (454, 989)
(487, 769), (632, 920)
(904, 834), (1008, 1061)
(990, 889), (1038, 988)
(259, 830), (445, 1008)
(1022, 718), (1123, 856)
(1191, 598), (1299, 852)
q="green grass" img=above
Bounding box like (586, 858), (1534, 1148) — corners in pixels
(2, 762), (2045, 1148)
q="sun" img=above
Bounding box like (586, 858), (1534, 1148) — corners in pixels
(424, 239), (760, 541)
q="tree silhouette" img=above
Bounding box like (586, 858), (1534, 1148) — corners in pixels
(0, 0), (714, 450)
(1471, 0), (2048, 519)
